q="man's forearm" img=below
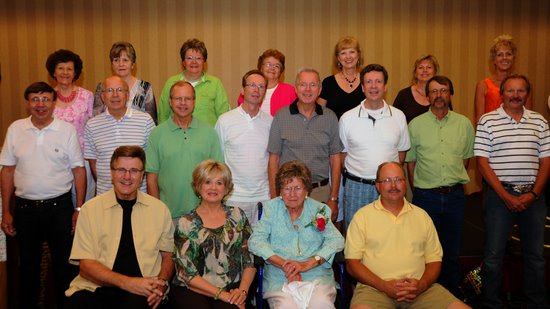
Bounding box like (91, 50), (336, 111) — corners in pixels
(346, 259), (385, 291)
(80, 259), (129, 288)
(72, 166), (86, 208)
(268, 153), (280, 198)
(157, 251), (174, 281)
(146, 173), (160, 199)
(329, 153), (341, 198)
(1, 166), (15, 215)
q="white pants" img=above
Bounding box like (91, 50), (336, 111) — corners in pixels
(264, 283), (336, 309)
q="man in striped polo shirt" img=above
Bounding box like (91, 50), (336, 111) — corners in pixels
(85, 76), (155, 195)
(474, 74), (550, 309)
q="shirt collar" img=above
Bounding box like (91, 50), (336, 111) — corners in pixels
(372, 197), (413, 217)
(358, 100), (391, 118)
(24, 116), (60, 131)
(289, 99), (324, 116)
(237, 105), (264, 121)
(497, 104), (533, 123)
(105, 107), (133, 120)
(167, 116), (198, 132)
(102, 189), (151, 209)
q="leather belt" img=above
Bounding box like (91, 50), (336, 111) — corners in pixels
(15, 191), (71, 208)
(343, 170), (376, 185)
(416, 184), (463, 194)
(312, 178), (329, 189)
(501, 182), (534, 194)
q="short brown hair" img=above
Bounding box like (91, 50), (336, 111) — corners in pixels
(170, 80), (195, 98)
(109, 41), (137, 63)
(110, 146), (145, 170)
(191, 160), (234, 199)
(257, 49), (286, 73)
(275, 160), (312, 196)
(24, 82), (57, 101)
(500, 74), (531, 96)
(242, 69), (267, 87)
(180, 38), (208, 62)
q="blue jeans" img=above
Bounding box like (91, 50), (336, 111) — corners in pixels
(412, 187), (465, 297)
(481, 187), (547, 309)
(343, 179), (379, 230)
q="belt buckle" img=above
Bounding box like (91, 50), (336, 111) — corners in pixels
(512, 184), (532, 194)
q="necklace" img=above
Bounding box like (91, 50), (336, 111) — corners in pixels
(342, 72), (357, 88)
(413, 85), (426, 97)
(57, 89), (77, 103)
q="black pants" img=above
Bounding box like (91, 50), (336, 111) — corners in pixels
(64, 287), (159, 309)
(170, 285), (242, 309)
(14, 192), (77, 309)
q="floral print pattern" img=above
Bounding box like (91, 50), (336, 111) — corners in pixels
(173, 205), (254, 288)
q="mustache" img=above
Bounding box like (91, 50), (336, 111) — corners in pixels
(388, 188), (401, 193)
(510, 97), (523, 103)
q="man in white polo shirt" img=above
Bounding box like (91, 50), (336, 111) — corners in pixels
(339, 64), (410, 229)
(215, 70), (272, 226)
(85, 75), (155, 195)
(0, 82), (85, 308)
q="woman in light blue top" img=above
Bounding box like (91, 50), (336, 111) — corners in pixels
(249, 160), (344, 309)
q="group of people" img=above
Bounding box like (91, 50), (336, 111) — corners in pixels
(0, 33), (548, 309)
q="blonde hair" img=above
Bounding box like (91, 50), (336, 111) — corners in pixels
(490, 34), (517, 61)
(191, 160), (234, 199)
(411, 54), (440, 85)
(333, 36), (363, 71)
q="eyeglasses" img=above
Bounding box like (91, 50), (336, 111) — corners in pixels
(245, 83), (266, 90)
(429, 88), (450, 95)
(170, 96), (194, 103)
(297, 82), (320, 89)
(103, 87), (128, 95)
(377, 177), (406, 185)
(263, 62), (282, 70)
(185, 56), (204, 62)
(282, 186), (304, 194)
(30, 97), (52, 103)
(112, 168), (143, 177)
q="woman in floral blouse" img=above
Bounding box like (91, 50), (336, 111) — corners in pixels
(249, 160), (344, 309)
(172, 160), (255, 309)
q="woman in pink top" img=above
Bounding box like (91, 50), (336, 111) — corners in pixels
(474, 35), (532, 122)
(46, 49), (95, 201)
(238, 49), (296, 116)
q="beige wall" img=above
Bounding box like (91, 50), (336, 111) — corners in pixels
(1, 0), (549, 192)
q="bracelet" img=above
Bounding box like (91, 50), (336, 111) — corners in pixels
(329, 197), (338, 202)
(529, 190), (540, 200)
(241, 289), (248, 296)
(214, 287), (224, 300)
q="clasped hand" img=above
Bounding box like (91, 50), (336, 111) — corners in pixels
(383, 278), (427, 302)
(121, 277), (166, 308)
(282, 260), (308, 283)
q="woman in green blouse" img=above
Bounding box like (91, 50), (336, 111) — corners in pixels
(171, 160), (255, 308)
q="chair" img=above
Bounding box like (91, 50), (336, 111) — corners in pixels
(253, 202), (347, 309)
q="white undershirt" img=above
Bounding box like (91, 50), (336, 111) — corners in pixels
(261, 84), (277, 115)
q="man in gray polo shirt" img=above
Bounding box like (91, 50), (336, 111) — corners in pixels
(267, 68), (343, 221)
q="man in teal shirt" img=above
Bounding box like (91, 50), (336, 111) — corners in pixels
(405, 75), (474, 298)
(146, 81), (223, 220)
(157, 38), (230, 126)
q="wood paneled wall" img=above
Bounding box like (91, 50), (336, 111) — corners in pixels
(1, 0), (549, 192)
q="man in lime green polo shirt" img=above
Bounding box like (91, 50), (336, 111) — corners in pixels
(146, 81), (223, 220)
(405, 76), (474, 298)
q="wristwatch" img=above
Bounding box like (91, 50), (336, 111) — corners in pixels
(314, 255), (322, 265)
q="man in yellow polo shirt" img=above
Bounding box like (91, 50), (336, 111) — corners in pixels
(345, 162), (469, 309)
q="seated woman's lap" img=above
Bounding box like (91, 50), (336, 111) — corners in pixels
(264, 283), (336, 309)
(170, 285), (236, 309)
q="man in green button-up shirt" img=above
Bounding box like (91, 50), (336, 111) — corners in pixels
(405, 75), (474, 298)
